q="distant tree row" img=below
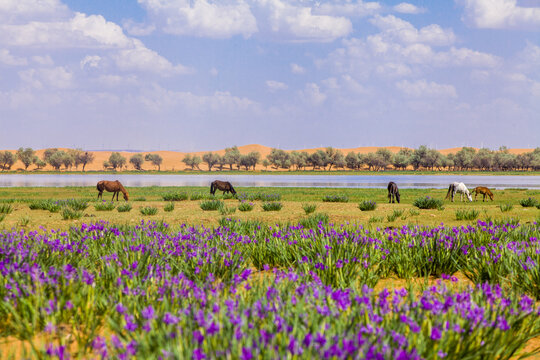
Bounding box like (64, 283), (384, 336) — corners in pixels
(1, 146), (539, 172)
(193, 146), (540, 172)
(0, 148), (94, 171)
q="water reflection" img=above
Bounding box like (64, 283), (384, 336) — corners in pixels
(0, 174), (538, 189)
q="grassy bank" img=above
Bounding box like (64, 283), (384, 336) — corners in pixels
(0, 186), (538, 230)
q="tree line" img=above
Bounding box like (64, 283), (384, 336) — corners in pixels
(1, 145), (539, 172)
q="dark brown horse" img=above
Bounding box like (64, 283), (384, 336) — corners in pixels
(471, 186), (494, 202)
(387, 181), (400, 203)
(97, 180), (129, 201)
(210, 180), (236, 196)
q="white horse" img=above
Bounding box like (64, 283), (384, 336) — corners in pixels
(445, 182), (472, 202)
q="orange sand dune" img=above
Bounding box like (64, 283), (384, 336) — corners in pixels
(2, 145), (535, 172)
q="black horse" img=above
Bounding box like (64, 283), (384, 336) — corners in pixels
(210, 180), (237, 196)
(387, 181), (400, 203)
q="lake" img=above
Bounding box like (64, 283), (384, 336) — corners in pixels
(0, 174), (539, 189)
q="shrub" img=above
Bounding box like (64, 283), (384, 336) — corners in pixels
(117, 203), (132, 213)
(261, 201), (283, 211)
(499, 203), (513, 212)
(60, 199), (89, 211)
(190, 193), (208, 201)
(94, 202), (116, 211)
(47, 203), (62, 213)
(222, 193), (235, 200)
(237, 192), (281, 202)
(413, 196), (443, 210)
(299, 213), (329, 228)
(200, 199), (224, 211)
(61, 208), (83, 220)
(386, 209), (404, 222)
(163, 192), (188, 201)
(409, 208), (420, 216)
(237, 202), (254, 212)
(519, 197), (539, 208)
(164, 202), (175, 212)
(140, 206), (158, 215)
(322, 194), (349, 203)
(18, 216), (30, 227)
(0, 204), (13, 214)
(368, 216), (383, 224)
(134, 197), (146, 201)
(358, 200), (377, 211)
(302, 203), (317, 215)
(219, 205), (236, 216)
(455, 208), (480, 221)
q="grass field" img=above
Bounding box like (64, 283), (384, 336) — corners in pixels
(0, 186), (538, 230)
(1, 186), (539, 358)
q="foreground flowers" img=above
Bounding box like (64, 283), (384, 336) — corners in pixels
(0, 219), (539, 358)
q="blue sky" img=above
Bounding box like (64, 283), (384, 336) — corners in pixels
(0, 0), (539, 151)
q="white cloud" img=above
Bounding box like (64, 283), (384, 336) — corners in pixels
(138, 0), (353, 42)
(396, 79), (457, 98)
(19, 66), (73, 89)
(393, 3), (426, 15)
(370, 15), (455, 46)
(299, 82), (326, 105)
(458, 0), (540, 30)
(266, 80), (288, 91)
(138, 0), (258, 39)
(0, 0), (70, 23)
(0, 49), (27, 66)
(290, 63), (305, 74)
(257, 0), (352, 42)
(314, 0), (381, 17)
(32, 55), (54, 66)
(122, 19), (156, 36)
(113, 40), (193, 76)
(80, 55), (101, 69)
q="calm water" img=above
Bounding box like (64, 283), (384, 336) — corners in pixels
(0, 174), (539, 189)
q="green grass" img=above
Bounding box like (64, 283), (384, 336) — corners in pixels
(238, 202), (254, 212)
(519, 197), (539, 207)
(413, 196), (444, 210)
(322, 194), (349, 203)
(0, 204), (13, 214)
(302, 203), (317, 215)
(117, 203), (132, 213)
(140, 206), (158, 215)
(261, 201), (283, 211)
(163, 192), (188, 201)
(164, 202), (175, 212)
(94, 201), (116, 211)
(358, 200), (377, 211)
(455, 208), (480, 221)
(61, 208), (83, 220)
(499, 203), (513, 212)
(386, 209), (404, 222)
(200, 199), (224, 211)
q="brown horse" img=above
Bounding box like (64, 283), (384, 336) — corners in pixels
(210, 180), (236, 196)
(97, 180), (129, 201)
(387, 181), (400, 203)
(471, 186), (494, 202)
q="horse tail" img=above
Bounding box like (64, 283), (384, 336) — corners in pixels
(445, 184), (453, 199)
(210, 182), (215, 194)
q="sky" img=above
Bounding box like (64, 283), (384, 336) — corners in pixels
(0, 0), (539, 152)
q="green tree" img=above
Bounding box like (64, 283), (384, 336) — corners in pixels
(145, 153), (163, 171)
(454, 147), (476, 170)
(0, 151), (17, 171)
(267, 149), (291, 170)
(375, 148), (393, 170)
(129, 154), (145, 170)
(17, 148), (37, 170)
(473, 148), (493, 170)
(325, 147), (345, 170)
(48, 151), (69, 170)
(109, 152), (126, 170)
(43, 148), (59, 164)
(345, 152), (361, 170)
(202, 152), (220, 171)
(224, 146), (241, 170)
(182, 154), (202, 170)
(78, 151), (95, 172)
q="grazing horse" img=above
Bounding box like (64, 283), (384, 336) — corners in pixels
(97, 180), (129, 201)
(387, 181), (400, 203)
(471, 186), (494, 202)
(445, 182), (472, 202)
(210, 180), (236, 196)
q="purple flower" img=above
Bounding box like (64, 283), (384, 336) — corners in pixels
(111, 335), (123, 349)
(115, 303), (127, 314)
(163, 312), (179, 325)
(141, 305), (156, 320)
(431, 326), (442, 341)
(193, 330), (204, 344)
(240, 347), (253, 360)
(124, 314), (137, 332)
(193, 348), (206, 360)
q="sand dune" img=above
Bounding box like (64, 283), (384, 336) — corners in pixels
(2, 145), (535, 172)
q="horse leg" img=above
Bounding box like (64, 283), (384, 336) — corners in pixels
(388, 192), (391, 203)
